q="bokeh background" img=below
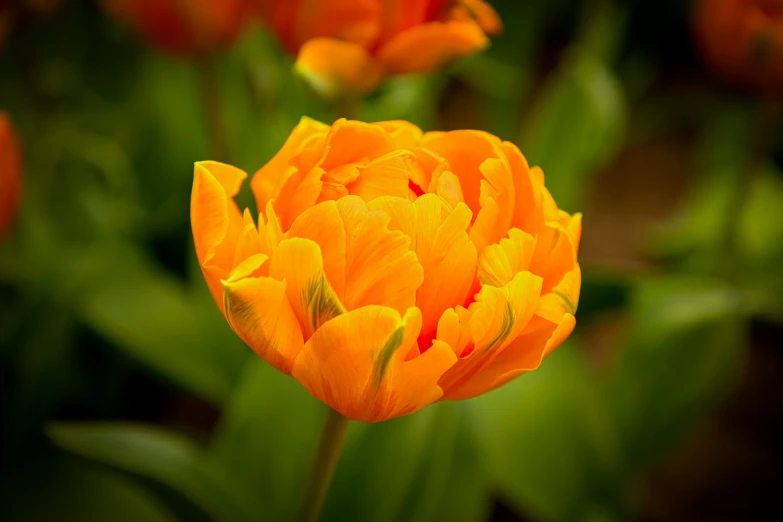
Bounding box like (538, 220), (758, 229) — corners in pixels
(1, 1), (782, 521)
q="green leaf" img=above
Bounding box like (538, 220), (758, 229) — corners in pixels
(470, 343), (628, 521)
(606, 275), (748, 470)
(48, 422), (257, 522)
(520, 55), (628, 211)
(77, 242), (248, 404)
(402, 403), (492, 522)
(321, 403), (459, 522)
(208, 358), (325, 521)
(651, 101), (758, 270)
(6, 453), (176, 522)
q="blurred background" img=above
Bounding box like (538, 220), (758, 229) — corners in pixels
(1, 0), (782, 521)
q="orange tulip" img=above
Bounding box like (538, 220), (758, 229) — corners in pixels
(102, 0), (248, 56)
(0, 113), (21, 240)
(693, 0), (783, 90)
(191, 118), (580, 422)
(255, 0), (502, 95)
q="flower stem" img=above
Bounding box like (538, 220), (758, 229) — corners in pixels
(196, 54), (230, 163)
(298, 407), (350, 522)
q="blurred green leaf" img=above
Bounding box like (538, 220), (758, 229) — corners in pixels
(48, 422), (256, 522)
(470, 343), (627, 521)
(403, 403), (492, 522)
(321, 403), (458, 522)
(208, 358), (325, 521)
(77, 242), (247, 405)
(5, 453), (176, 522)
(520, 54), (628, 211)
(607, 275), (748, 470)
(652, 101), (758, 271)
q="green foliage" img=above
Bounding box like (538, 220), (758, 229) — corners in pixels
(208, 359), (325, 520)
(5, 454), (176, 522)
(471, 344), (627, 521)
(48, 423), (257, 522)
(76, 242), (249, 404)
(606, 276), (748, 470)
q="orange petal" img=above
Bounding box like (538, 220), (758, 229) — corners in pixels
(376, 0), (432, 43)
(337, 196), (423, 313)
(290, 0), (380, 49)
(536, 265), (581, 324)
(191, 161), (247, 311)
(368, 194), (477, 342)
(291, 306), (456, 422)
(0, 113), (21, 241)
(371, 120), (424, 150)
(529, 222), (578, 294)
(449, 0), (503, 36)
(347, 149), (420, 201)
(287, 200), (347, 299)
(232, 209), (265, 267)
(321, 119), (397, 171)
(469, 196), (499, 252)
(438, 271), (542, 396)
(500, 141), (549, 237)
(269, 237), (346, 340)
(377, 20), (489, 75)
(295, 37), (385, 96)
(477, 228), (536, 287)
(442, 313), (575, 400)
(223, 272), (305, 375)
(250, 117), (329, 215)
(433, 170), (465, 210)
(423, 130), (513, 243)
(564, 212), (582, 252)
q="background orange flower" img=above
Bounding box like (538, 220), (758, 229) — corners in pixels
(102, 0), (249, 56)
(255, 0), (502, 95)
(191, 118), (580, 422)
(693, 0), (783, 90)
(0, 112), (20, 241)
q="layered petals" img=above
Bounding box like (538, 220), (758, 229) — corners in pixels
(292, 306), (456, 422)
(191, 118), (581, 422)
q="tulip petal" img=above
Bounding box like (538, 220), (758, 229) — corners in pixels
(287, 200), (347, 299)
(291, 0), (380, 49)
(295, 37), (385, 96)
(251, 117), (329, 214)
(232, 209), (265, 267)
(424, 130), (514, 248)
(449, 0), (503, 35)
(378, 0), (430, 35)
(292, 306), (455, 422)
(337, 196), (424, 313)
(442, 313), (575, 400)
(223, 273), (305, 374)
(191, 161), (247, 311)
(322, 119), (397, 170)
(438, 271), (542, 396)
(477, 228), (536, 287)
(536, 265), (581, 324)
(269, 237), (346, 340)
(348, 150), (420, 201)
(377, 20), (489, 75)
(371, 120), (424, 150)
(368, 194), (477, 342)
(529, 222), (578, 294)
